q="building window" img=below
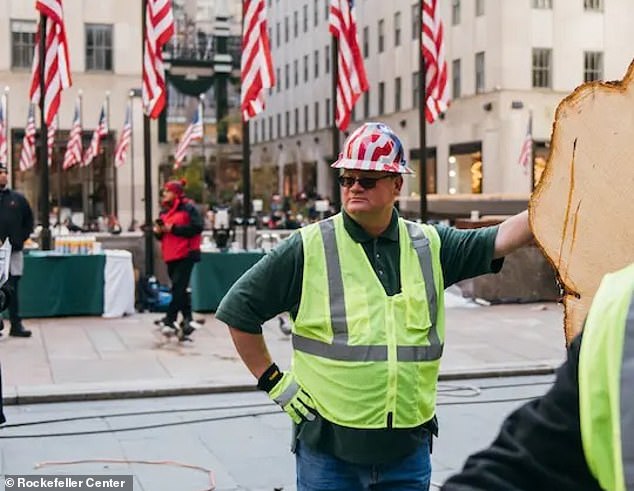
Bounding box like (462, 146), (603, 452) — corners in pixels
(277, 113), (282, 138)
(363, 91), (370, 118)
(476, 0), (485, 16)
(285, 111), (290, 136)
(325, 0), (329, 20)
(314, 0), (319, 26)
(304, 55), (309, 82)
(532, 48), (552, 88)
(378, 82), (385, 114)
(303, 4), (308, 32)
(394, 12), (401, 47)
(253, 121), (258, 143)
(475, 52), (485, 94)
(294, 11), (298, 37)
(412, 71), (420, 107)
(584, 51), (603, 82)
(351, 105), (356, 122)
(326, 97), (331, 126)
(363, 26), (369, 58)
(285, 63), (290, 89)
(378, 20), (385, 53)
(261, 119), (266, 141)
(304, 105), (309, 132)
(325, 46), (330, 74)
(452, 59), (461, 98)
(584, 0), (603, 11)
(11, 20), (36, 69)
(294, 59), (299, 86)
(294, 108), (300, 134)
(394, 77), (402, 112)
(412, 4), (420, 40)
(314, 50), (319, 77)
(284, 16), (289, 42)
(86, 24), (113, 71)
(269, 116), (273, 140)
(276, 68), (281, 92)
(315, 101), (320, 129)
(452, 0), (461, 25)
(532, 0), (552, 8)
(276, 22), (280, 47)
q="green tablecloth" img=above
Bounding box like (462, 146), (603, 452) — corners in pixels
(17, 253), (106, 318)
(191, 252), (265, 312)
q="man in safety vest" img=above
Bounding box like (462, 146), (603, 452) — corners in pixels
(442, 262), (634, 491)
(217, 122), (533, 490)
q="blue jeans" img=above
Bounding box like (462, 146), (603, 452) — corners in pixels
(295, 436), (431, 491)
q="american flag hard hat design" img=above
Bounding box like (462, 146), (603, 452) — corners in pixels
(331, 122), (415, 174)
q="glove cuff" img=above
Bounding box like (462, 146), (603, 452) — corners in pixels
(257, 363), (284, 393)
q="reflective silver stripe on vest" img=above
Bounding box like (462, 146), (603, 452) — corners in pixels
(620, 294), (634, 488)
(318, 219), (348, 343)
(273, 379), (300, 407)
(292, 218), (442, 362)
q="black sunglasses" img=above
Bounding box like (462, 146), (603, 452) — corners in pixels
(338, 175), (394, 189)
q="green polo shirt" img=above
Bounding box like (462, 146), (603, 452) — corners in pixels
(216, 208), (503, 464)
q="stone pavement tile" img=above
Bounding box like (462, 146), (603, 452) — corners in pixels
(49, 357), (171, 384)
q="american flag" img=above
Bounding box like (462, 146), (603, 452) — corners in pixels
(82, 103), (108, 167)
(422, 0), (449, 123)
(19, 105), (37, 172)
(241, 0), (275, 121)
(62, 97), (82, 170)
(29, 0), (72, 126)
(518, 113), (533, 174)
(47, 116), (57, 167)
(143, 0), (174, 119)
(174, 103), (203, 169)
(329, 0), (368, 131)
(0, 94), (7, 167)
(114, 102), (132, 168)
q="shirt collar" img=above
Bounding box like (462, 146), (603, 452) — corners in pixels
(342, 208), (400, 243)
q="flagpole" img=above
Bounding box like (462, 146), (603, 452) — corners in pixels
(79, 90), (89, 227)
(3, 87), (10, 186)
(55, 113), (62, 228)
(128, 91), (136, 229)
(106, 91), (116, 217)
(418, 0), (428, 222)
(38, 13), (51, 250)
(199, 93), (206, 203)
(142, 0), (154, 276)
(331, 37), (340, 212)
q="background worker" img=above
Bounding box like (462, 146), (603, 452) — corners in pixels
(153, 179), (203, 338)
(216, 122), (533, 490)
(0, 162), (34, 338)
(442, 261), (634, 491)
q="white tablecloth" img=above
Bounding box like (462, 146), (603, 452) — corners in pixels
(103, 250), (136, 318)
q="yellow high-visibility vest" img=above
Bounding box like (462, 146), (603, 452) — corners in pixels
(291, 213), (445, 429)
(579, 262), (634, 491)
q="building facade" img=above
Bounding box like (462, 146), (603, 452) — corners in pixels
(248, 0), (634, 214)
(0, 0), (163, 230)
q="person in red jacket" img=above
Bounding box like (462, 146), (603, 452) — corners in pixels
(153, 179), (203, 338)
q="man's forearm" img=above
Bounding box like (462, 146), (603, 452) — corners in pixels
(228, 327), (274, 379)
(493, 210), (533, 259)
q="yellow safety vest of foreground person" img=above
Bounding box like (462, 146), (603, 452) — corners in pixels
(291, 212), (445, 428)
(579, 262), (634, 491)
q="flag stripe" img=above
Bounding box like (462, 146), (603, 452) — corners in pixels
(63, 97), (82, 170)
(174, 103), (203, 167)
(0, 95), (7, 166)
(19, 105), (37, 171)
(82, 103), (108, 167)
(518, 114), (533, 173)
(29, 0), (72, 126)
(329, 0), (368, 131)
(241, 0), (275, 122)
(422, 0), (449, 123)
(143, 0), (174, 119)
(114, 103), (132, 168)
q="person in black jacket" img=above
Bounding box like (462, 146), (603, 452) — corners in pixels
(0, 162), (34, 337)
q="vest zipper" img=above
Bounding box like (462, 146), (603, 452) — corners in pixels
(386, 411), (393, 429)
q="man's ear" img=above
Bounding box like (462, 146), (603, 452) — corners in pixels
(394, 176), (404, 194)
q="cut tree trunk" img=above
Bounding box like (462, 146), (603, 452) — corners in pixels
(530, 60), (634, 342)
